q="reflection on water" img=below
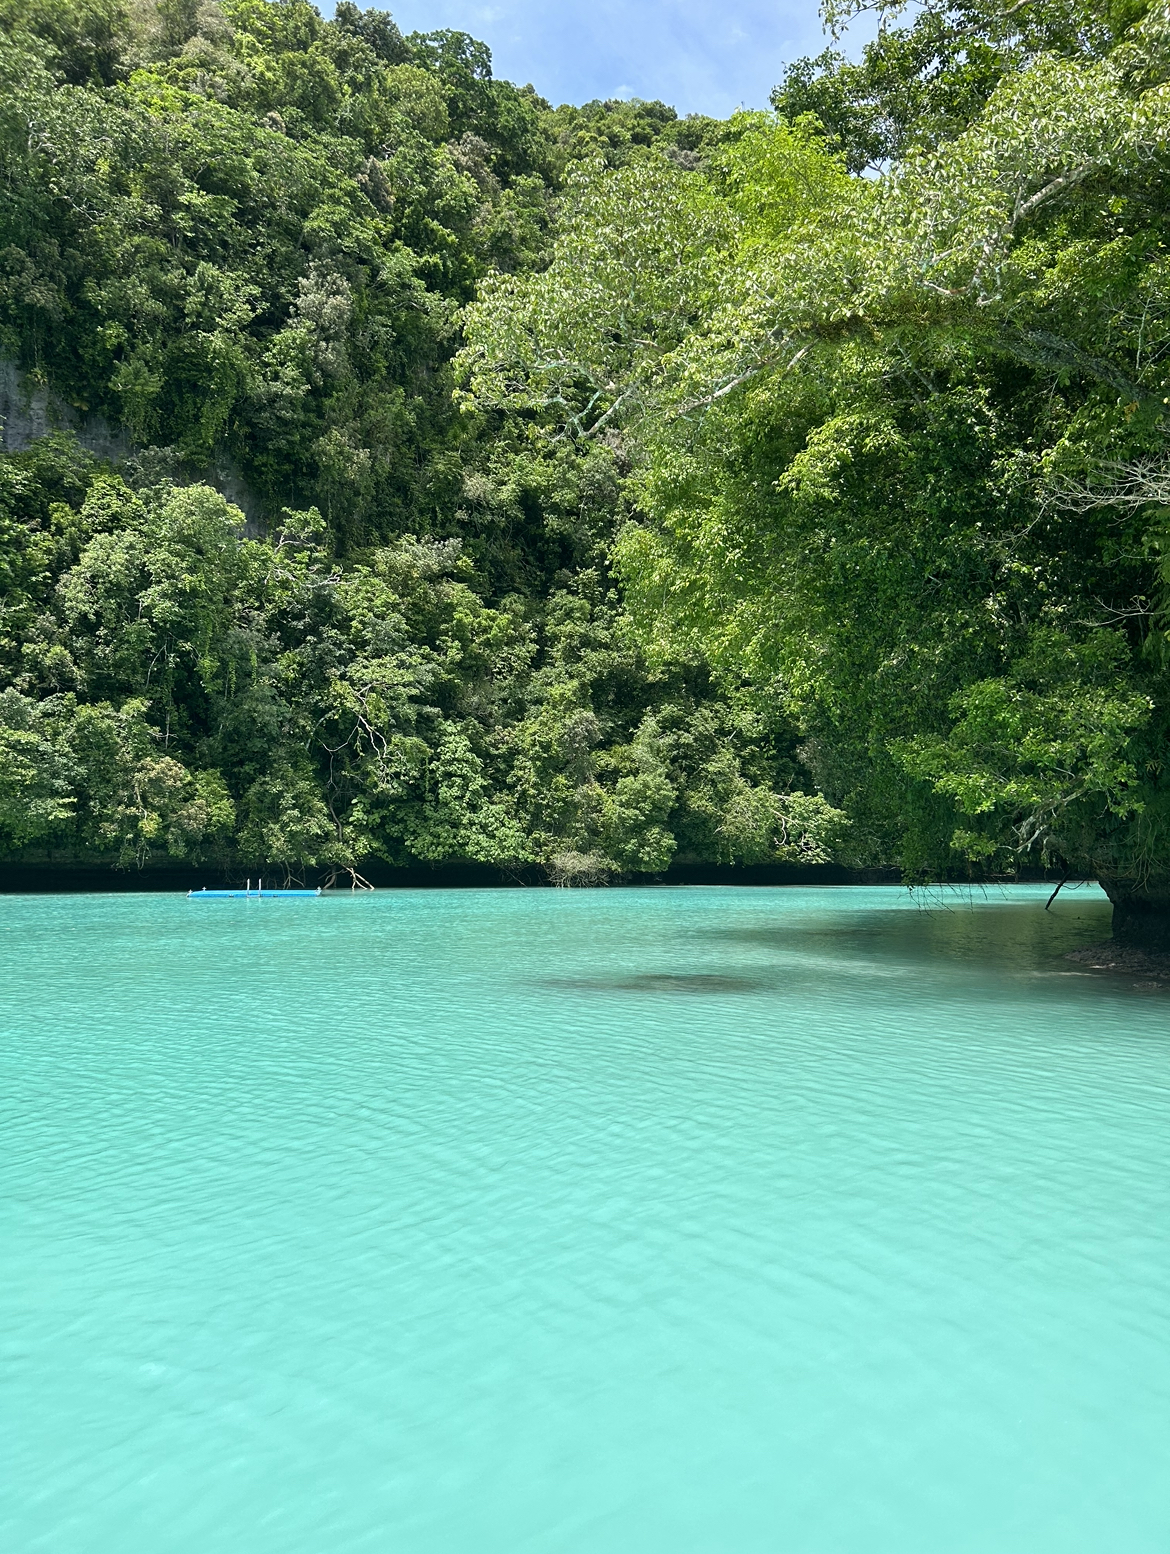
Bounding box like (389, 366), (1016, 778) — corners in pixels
(3, 884), (1168, 1554)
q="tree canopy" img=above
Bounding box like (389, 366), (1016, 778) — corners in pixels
(461, 0), (1170, 935)
(0, 1), (837, 882)
(7, 0), (1170, 932)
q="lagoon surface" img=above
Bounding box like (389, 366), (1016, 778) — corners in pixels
(3, 884), (1169, 1552)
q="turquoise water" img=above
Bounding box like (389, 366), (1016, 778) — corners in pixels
(3, 884), (1169, 1552)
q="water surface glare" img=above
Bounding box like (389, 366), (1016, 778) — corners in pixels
(3, 884), (1169, 1552)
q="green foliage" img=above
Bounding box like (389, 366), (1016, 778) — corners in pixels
(460, 149), (734, 436)
(0, 0), (567, 549)
(0, 429), (819, 874)
(775, 0), (1147, 171)
(9, 0), (1059, 884)
(461, 0), (1170, 896)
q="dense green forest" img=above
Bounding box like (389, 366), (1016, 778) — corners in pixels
(0, 0), (837, 886)
(3, 0), (1170, 941)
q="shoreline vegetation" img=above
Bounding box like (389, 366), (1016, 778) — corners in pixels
(2, 2), (1170, 947)
(0, 856), (919, 890)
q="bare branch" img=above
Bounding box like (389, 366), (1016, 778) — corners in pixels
(1011, 163), (1098, 229)
(1043, 460), (1170, 515)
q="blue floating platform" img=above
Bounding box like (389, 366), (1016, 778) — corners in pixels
(188, 887), (322, 899)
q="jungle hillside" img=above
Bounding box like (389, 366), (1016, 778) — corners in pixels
(3, 0), (1170, 944)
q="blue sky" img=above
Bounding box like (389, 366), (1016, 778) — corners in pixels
(356, 1), (866, 118)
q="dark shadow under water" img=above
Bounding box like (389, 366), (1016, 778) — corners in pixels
(705, 891), (1114, 977)
(534, 889), (1136, 1000)
(542, 972), (774, 996)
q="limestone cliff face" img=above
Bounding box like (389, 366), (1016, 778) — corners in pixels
(0, 358), (264, 534)
(0, 357), (130, 462)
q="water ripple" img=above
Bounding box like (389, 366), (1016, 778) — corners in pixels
(2, 884), (1168, 1553)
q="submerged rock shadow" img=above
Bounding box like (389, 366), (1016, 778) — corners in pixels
(704, 898), (1115, 979)
(541, 971), (774, 996)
